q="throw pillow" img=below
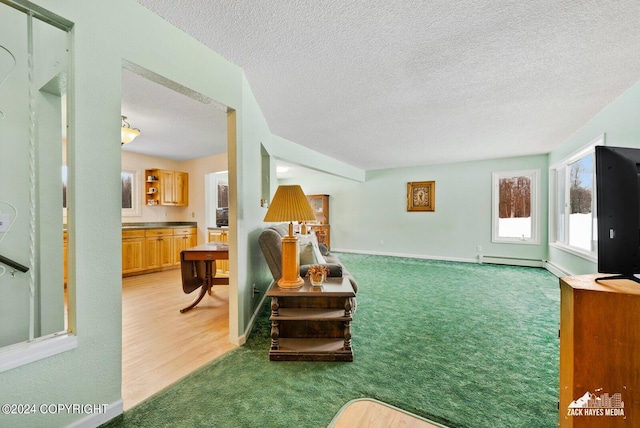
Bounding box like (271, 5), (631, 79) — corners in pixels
(299, 242), (318, 265)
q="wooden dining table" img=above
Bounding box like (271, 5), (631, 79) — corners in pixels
(179, 243), (229, 313)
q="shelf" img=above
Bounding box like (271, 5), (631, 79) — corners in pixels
(270, 308), (351, 321)
(270, 338), (353, 362)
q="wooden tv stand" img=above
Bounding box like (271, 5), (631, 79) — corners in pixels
(267, 276), (355, 362)
(559, 274), (640, 427)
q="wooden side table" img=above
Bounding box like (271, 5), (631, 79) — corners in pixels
(559, 274), (640, 427)
(267, 276), (355, 361)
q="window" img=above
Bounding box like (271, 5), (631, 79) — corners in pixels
(121, 170), (140, 216)
(218, 183), (229, 208)
(550, 135), (601, 258)
(492, 169), (540, 244)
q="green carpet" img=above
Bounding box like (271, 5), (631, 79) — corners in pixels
(103, 253), (560, 428)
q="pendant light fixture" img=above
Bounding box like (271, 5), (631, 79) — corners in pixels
(121, 115), (141, 145)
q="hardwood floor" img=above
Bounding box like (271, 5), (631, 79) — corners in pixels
(331, 399), (446, 428)
(122, 269), (236, 410)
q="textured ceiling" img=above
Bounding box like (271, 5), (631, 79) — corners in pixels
(132, 0), (640, 170)
(121, 68), (227, 161)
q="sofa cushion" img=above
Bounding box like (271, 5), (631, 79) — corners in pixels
(298, 233), (327, 264)
(299, 242), (318, 265)
(300, 263), (343, 277)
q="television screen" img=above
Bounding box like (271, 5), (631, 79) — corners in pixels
(595, 145), (640, 282)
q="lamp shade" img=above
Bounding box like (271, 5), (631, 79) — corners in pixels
(121, 127), (140, 145)
(121, 115), (140, 145)
(264, 185), (316, 223)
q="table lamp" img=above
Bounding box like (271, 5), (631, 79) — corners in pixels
(264, 185), (316, 288)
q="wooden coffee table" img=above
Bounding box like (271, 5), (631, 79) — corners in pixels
(267, 276), (355, 361)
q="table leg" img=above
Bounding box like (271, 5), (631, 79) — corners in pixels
(180, 260), (215, 313)
(270, 297), (280, 350)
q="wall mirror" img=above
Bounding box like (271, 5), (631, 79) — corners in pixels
(0, 1), (71, 355)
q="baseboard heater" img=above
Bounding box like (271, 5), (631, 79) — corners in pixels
(478, 254), (544, 268)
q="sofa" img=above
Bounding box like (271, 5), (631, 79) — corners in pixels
(258, 223), (358, 293)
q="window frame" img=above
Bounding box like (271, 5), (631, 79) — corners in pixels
(491, 169), (540, 245)
(548, 135), (602, 261)
(121, 169), (140, 217)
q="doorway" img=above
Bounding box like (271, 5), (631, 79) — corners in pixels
(120, 65), (234, 409)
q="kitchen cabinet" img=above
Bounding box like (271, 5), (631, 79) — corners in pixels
(173, 227), (197, 265)
(144, 228), (174, 270)
(145, 168), (189, 206)
(208, 228), (229, 273)
(122, 229), (145, 275)
(122, 226), (197, 276)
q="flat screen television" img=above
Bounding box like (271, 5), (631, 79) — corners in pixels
(595, 145), (640, 283)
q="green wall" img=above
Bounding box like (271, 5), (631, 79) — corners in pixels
(283, 155), (549, 263)
(1, 0), (639, 425)
(0, 0), (273, 426)
(547, 80), (640, 275)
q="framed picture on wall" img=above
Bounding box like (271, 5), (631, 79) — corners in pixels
(407, 181), (435, 212)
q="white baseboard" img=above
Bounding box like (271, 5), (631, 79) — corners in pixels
(333, 248), (570, 278)
(543, 260), (572, 277)
(479, 254), (544, 268)
(65, 400), (123, 428)
(331, 248), (477, 264)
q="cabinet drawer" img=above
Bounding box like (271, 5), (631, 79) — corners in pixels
(122, 229), (145, 239)
(173, 227), (195, 236)
(145, 228), (173, 237)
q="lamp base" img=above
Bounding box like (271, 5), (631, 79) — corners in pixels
(278, 233), (304, 288)
(277, 276), (305, 288)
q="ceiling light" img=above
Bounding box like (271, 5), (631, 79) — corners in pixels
(121, 115), (140, 145)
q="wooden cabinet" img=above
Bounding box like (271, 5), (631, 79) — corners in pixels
(306, 194), (329, 224)
(122, 229), (145, 275)
(173, 227), (197, 265)
(145, 168), (189, 206)
(208, 228), (229, 273)
(144, 229), (174, 270)
(267, 276), (355, 361)
(306, 194), (331, 249)
(559, 274), (640, 427)
(122, 226), (197, 276)
(310, 225), (330, 249)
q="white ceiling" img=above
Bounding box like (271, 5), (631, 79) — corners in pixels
(129, 0), (640, 171)
(121, 68), (227, 161)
